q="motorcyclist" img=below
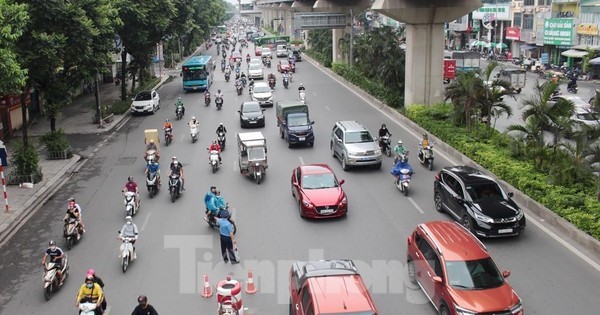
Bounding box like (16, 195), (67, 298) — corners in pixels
(249, 78), (255, 93)
(215, 89), (224, 105)
(189, 116), (199, 128)
(209, 140), (222, 163)
(145, 139), (160, 162)
(215, 190), (227, 210)
(298, 83), (306, 92)
(169, 156), (185, 192)
(204, 186), (219, 220)
(394, 140), (408, 162)
(145, 158), (160, 189)
(224, 65), (231, 75)
(246, 53), (251, 63)
(378, 123), (391, 138)
(235, 65), (241, 79)
(391, 157), (414, 184)
(42, 240), (65, 286)
(216, 123), (227, 134)
(235, 79), (243, 92)
(163, 119), (173, 140)
(64, 203), (84, 237)
(175, 97), (185, 116)
(240, 72), (247, 85)
(118, 216), (139, 259)
(220, 59), (226, 71)
(76, 275), (104, 315)
(122, 176), (140, 209)
(567, 75), (577, 90)
(85, 269), (107, 311)
(204, 90), (211, 104)
(418, 134), (430, 161)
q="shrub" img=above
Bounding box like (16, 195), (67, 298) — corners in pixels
(9, 141), (42, 183)
(40, 129), (70, 153)
(332, 63), (404, 107)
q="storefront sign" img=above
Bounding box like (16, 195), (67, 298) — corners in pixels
(577, 23), (599, 36)
(472, 5), (511, 21)
(543, 18), (574, 46)
(506, 27), (521, 40)
(444, 60), (456, 80)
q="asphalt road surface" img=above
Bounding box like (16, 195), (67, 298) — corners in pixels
(0, 44), (599, 315)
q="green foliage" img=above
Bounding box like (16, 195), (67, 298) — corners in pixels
(332, 63), (404, 107)
(405, 104), (600, 239)
(0, 0), (29, 95)
(111, 77), (161, 114)
(306, 30), (332, 67)
(9, 141), (42, 182)
(40, 129), (70, 153)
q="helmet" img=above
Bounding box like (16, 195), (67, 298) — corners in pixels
(381, 124), (386, 128)
(86, 275), (94, 282)
(192, 116), (196, 120)
(165, 119), (169, 122)
(128, 176), (134, 182)
(178, 97), (182, 100)
(213, 140), (217, 144)
(218, 89), (221, 93)
(125, 216), (132, 222)
(423, 134), (428, 139)
(398, 140), (403, 145)
(300, 83), (304, 86)
(49, 240), (56, 246)
(220, 123), (223, 126)
(138, 295), (148, 303)
(172, 156), (177, 160)
(86, 268), (95, 276)
(68, 197), (75, 202)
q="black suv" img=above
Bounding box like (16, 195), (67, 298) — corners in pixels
(433, 166), (526, 237)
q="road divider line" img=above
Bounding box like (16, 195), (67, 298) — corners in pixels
(324, 105), (331, 112)
(312, 92), (317, 96)
(408, 197), (425, 214)
(299, 156), (305, 165)
(140, 212), (151, 232)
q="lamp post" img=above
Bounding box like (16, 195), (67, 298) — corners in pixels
(350, 9), (354, 67)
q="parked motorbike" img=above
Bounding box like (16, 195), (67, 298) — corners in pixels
(146, 171), (159, 198)
(379, 135), (392, 157)
(123, 191), (138, 217)
(43, 259), (68, 301)
(164, 128), (173, 146)
(216, 96), (224, 109)
(78, 302), (98, 315)
(283, 76), (289, 89)
(118, 236), (136, 273)
(217, 132), (226, 150)
(209, 150), (220, 173)
(299, 91), (306, 104)
(190, 124), (199, 143)
(63, 218), (82, 250)
(168, 174), (182, 202)
(418, 145), (435, 171)
(175, 106), (184, 120)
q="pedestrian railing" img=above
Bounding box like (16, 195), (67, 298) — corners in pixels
(6, 170), (42, 185)
(46, 146), (72, 160)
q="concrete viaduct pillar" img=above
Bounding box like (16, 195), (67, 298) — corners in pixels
(371, 0), (482, 105)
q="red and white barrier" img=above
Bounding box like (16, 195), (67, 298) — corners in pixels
(0, 165), (8, 213)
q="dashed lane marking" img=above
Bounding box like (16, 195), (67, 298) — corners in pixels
(140, 212), (151, 232)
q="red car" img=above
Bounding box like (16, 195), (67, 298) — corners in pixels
(291, 164), (347, 218)
(229, 52), (242, 63)
(255, 46), (262, 56)
(278, 60), (295, 73)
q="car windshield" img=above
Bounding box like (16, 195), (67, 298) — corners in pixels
(262, 48), (270, 52)
(576, 112), (599, 121)
(445, 258), (504, 290)
(183, 69), (208, 80)
(466, 183), (504, 202)
(281, 60), (290, 66)
(302, 173), (338, 189)
(254, 85), (270, 93)
(288, 115), (309, 126)
(135, 92), (152, 101)
(242, 103), (261, 113)
(249, 64), (262, 71)
(345, 131), (374, 144)
(248, 147), (265, 161)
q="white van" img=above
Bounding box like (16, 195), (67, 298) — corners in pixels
(276, 44), (288, 57)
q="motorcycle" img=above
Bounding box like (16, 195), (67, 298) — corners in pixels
(225, 72), (230, 82)
(216, 96), (224, 109)
(246, 57), (250, 64)
(169, 174), (182, 202)
(123, 191), (138, 217)
(252, 162), (264, 184)
(146, 171), (159, 198)
(236, 84), (243, 96)
(78, 302), (98, 315)
(190, 124), (199, 143)
(205, 208), (237, 234)
(567, 82), (578, 94)
(209, 149), (220, 173)
(283, 76), (289, 89)
(119, 236), (136, 273)
(267, 59), (271, 68)
(164, 127), (173, 146)
(299, 90), (306, 104)
(241, 76), (247, 87)
(418, 145), (435, 171)
(217, 132), (226, 150)
(268, 78), (276, 89)
(175, 106), (184, 120)
(379, 135), (392, 157)
(43, 259), (68, 301)
(205, 94), (211, 106)
(394, 151), (409, 164)
(221, 63), (226, 72)
(63, 218), (82, 250)
(395, 168), (413, 196)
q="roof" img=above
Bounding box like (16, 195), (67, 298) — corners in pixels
(443, 166), (496, 185)
(336, 121), (367, 132)
(238, 131), (265, 142)
(308, 275), (376, 313)
(183, 55), (212, 66)
(561, 49), (588, 58)
(254, 82), (269, 88)
(300, 164), (333, 175)
(419, 221), (489, 261)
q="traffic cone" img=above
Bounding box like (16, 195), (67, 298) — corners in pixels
(245, 270), (257, 294)
(201, 274), (213, 298)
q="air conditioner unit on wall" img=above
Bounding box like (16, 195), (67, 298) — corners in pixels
(521, 8), (526, 13)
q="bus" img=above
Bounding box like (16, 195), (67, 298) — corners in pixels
(182, 55), (214, 92)
(254, 35), (290, 49)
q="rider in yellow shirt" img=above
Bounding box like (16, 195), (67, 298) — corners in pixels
(76, 275), (104, 314)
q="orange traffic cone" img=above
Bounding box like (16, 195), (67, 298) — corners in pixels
(201, 274), (213, 298)
(245, 270), (257, 294)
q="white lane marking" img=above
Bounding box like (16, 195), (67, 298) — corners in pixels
(115, 116), (131, 131)
(324, 106), (331, 112)
(179, 134), (185, 142)
(407, 197), (425, 214)
(312, 92), (317, 96)
(306, 57), (600, 272)
(299, 156), (305, 165)
(140, 212), (151, 232)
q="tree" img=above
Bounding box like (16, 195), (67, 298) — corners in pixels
(444, 71), (485, 130)
(478, 61), (513, 132)
(0, 0), (29, 96)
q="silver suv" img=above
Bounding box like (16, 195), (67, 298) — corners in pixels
(330, 121), (382, 171)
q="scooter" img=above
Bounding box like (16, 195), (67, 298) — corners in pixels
(225, 72), (230, 82)
(145, 149), (156, 163)
(251, 162), (264, 184)
(164, 128), (173, 146)
(241, 76), (247, 87)
(146, 172), (159, 198)
(175, 106), (184, 120)
(123, 191), (138, 217)
(283, 76), (289, 89)
(78, 302), (98, 315)
(417, 145), (435, 171)
(221, 63), (226, 72)
(395, 169), (412, 196)
(209, 149), (220, 173)
(169, 174), (182, 203)
(190, 124), (199, 143)
(268, 79), (276, 89)
(379, 135), (392, 157)
(205, 207), (237, 234)
(205, 93), (211, 106)
(299, 90), (306, 104)
(118, 236), (136, 273)
(43, 259), (69, 301)
(217, 132), (226, 150)
(216, 96), (224, 109)
(236, 84), (243, 96)
(63, 218), (82, 250)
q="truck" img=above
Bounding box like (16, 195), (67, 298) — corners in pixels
(275, 100), (314, 147)
(496, 69), (526, 94)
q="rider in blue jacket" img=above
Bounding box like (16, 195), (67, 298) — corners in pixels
(204, 186), (218, 213)
(215, 191), (227, 210)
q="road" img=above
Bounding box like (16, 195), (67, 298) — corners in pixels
(0, 44), (599, 315)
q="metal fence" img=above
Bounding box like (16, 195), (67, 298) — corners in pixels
(6, 170), (43, 185)
(46, 146), (72, 160)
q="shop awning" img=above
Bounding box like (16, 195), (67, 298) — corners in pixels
(561, 49), (588, 58)
(571, 44), (600, 51)
(590, 57), (600, 65)
(520, 44), (537, 51)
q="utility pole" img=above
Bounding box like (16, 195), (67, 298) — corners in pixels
(95, 71), (103, 128)
(350, 9), (354, 67)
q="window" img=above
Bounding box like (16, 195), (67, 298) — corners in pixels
(416, 236), (435, 260)
(445, 258), (504, 289)
(344, 131), (374, 144)
(524, 0), (535, 6)
(334, 128), (343, 140)
(428, 253), (443, 277)
(301, 287), (311, 311)
(442, 173), (462, 197)
(513, 13), (522, 28)
(523, 14), (534, 30)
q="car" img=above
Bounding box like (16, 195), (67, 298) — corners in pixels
(289, 260), (379, 315)
(238, 101), (265, 128)
(291, 164), (347, 218)
(330, 121), (382, 171)
(261, 47), (272, 58)
(229, 52), (242, 63)
(249, 58), (262, 67)
(276, 44), (288, 57)
(247, 63), (264, 80)
(407, 221), (524, 315)
(289, 49), (302, 61)
(130, 90), (160, 115)
(277, 60), (295, 73)
(254, 46), (262, 56)
(571, 105), (600, 129)
(550, 94), (590, 107)
(250, 82), (274, 107)
(433, 165), (526, 237)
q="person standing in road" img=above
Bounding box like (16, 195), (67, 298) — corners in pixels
(131, 295), (159, 315)
(218, 210), (238, 264)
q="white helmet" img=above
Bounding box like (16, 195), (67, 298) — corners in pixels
(398, 140), (403, 145)
(125, 216), (132, 222)
(192, 116), (196, 120)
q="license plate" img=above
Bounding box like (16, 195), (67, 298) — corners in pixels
(360, 157), (371, 161)
(249, 121), (257, 124)
(321, 209), (334, 214)
(498, 228), (513, 234)
(298, 137), (305, 141)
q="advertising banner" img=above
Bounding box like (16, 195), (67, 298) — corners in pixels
(543, 18), (574, 46)
(506, 27), (521, 40)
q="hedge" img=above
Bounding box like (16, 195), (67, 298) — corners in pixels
(331, 63), (404, 108)
(405, 104), (600, 239)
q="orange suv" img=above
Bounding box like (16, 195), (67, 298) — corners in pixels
(406, 221), (523, 315)
(289, 259), (378, 315)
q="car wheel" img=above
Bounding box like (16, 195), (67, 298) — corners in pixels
(461, 215), (475, 233)
(298, 201), (305, 218)
(439, 305), (450, 315)
(341, 155), (350, 171)
(434, 192), (444, 213)
(157, 101), (161, 109)
(330, 143), (336, 158)
(407, 260), (417, 284)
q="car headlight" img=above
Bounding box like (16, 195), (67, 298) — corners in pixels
(454, 305), (477, 315)
(302, 200), (314, 208)
(242, 116), (249, 120)
(374, 149), (382, 155)
(347, 152), (359, 158)
(339, 196), (347, 205)
(510, 300), (523, 314)
(515, 209), (524, 220)
(474, 212), (494, 224)
(268, 96), (273, 101)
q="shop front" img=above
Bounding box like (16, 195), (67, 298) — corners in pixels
(543, 18), (575, 66)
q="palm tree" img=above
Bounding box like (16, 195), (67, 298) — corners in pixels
(506, 116), (548, 169)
